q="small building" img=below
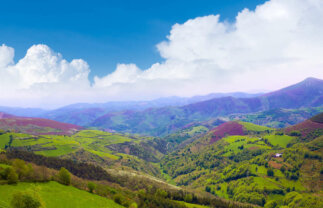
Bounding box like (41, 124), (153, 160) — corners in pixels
(274, 153), (283, 158)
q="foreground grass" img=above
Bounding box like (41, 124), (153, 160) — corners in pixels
(0, 181), (124, 208)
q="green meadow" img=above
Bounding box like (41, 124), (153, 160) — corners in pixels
(0, 181), (124, 208)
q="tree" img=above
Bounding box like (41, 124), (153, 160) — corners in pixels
(12, 159), (33, 180)
(205, 186), (211, 192)
(289, 131), (301, 137)
(267, 168), (274, 177)
(58, 167), (71, 185)
(184, 194), (193, 203)
(280, 166), (286, 173)
(7, 168), (18, 184)
(11, 190), (43, 208)
(87, 182), (96, 193)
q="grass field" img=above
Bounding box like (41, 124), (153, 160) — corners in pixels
(0, 181), (124, 208)
(264, 135), (294, 148)
(222, 135), (271, 156)
(239, 121), (273, 132)
(0, 134), (10, 148)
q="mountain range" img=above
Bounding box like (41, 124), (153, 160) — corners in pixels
(0, 77), (322, 137)
(88, 77), (323, 136)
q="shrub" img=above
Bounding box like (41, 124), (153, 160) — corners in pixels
(113, 194), (124, 205)
(87, 182), (96, 193)
(57, 167), (71, 185)
(130, 202), (138, 208)
(155, 189), (168, 198)
(11, 190), (43, 208)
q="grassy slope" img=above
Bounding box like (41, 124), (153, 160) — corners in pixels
(1, 130), (144, 159)
(0, 129), (164, 177)
(264, 135), (294, 148)
(239, 121), (273, 132)
(0, 181), (124, 208)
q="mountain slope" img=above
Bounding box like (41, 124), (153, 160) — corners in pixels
(261, 77), (323, 108)
(90, 78), (323, 136)
(227, 107), (323, 128)
(0, 113), (83, 135)
(284, 112), (323, 141)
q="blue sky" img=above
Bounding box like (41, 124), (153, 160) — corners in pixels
(0, 0), (265, 80)
(0, 0), (322, 108)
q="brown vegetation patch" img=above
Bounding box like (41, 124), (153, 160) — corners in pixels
(269, 160), (282, 169)
(248, 146), (259, 150)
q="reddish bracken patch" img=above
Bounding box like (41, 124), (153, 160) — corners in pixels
(209, 121), (245, 144)
(285, 120), (323, 137)
(248, 146), (260, 150)
(269, 160), (283, 169)
(0, 117), (83, 135)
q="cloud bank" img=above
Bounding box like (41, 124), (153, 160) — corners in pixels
(1, 0), (323, 108)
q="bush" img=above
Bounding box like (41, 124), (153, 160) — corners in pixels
(57, 167), (71, 185)
(289, 131), (301, 137)
(11, 190), (43, 208)
(113, 194), (124, 205)
(130, 202), (138, 208)
(87, 182), (96, 193)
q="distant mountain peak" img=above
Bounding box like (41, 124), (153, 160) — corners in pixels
(303, 77), (321, 82)
(298, 77), (323, 86)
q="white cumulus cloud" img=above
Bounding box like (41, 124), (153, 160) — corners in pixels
(0, 0), (323, 108)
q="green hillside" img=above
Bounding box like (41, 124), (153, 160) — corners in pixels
(0, 129), (163, 176)
(0, 181), (124, 208)
(161, 120), (323, 207)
